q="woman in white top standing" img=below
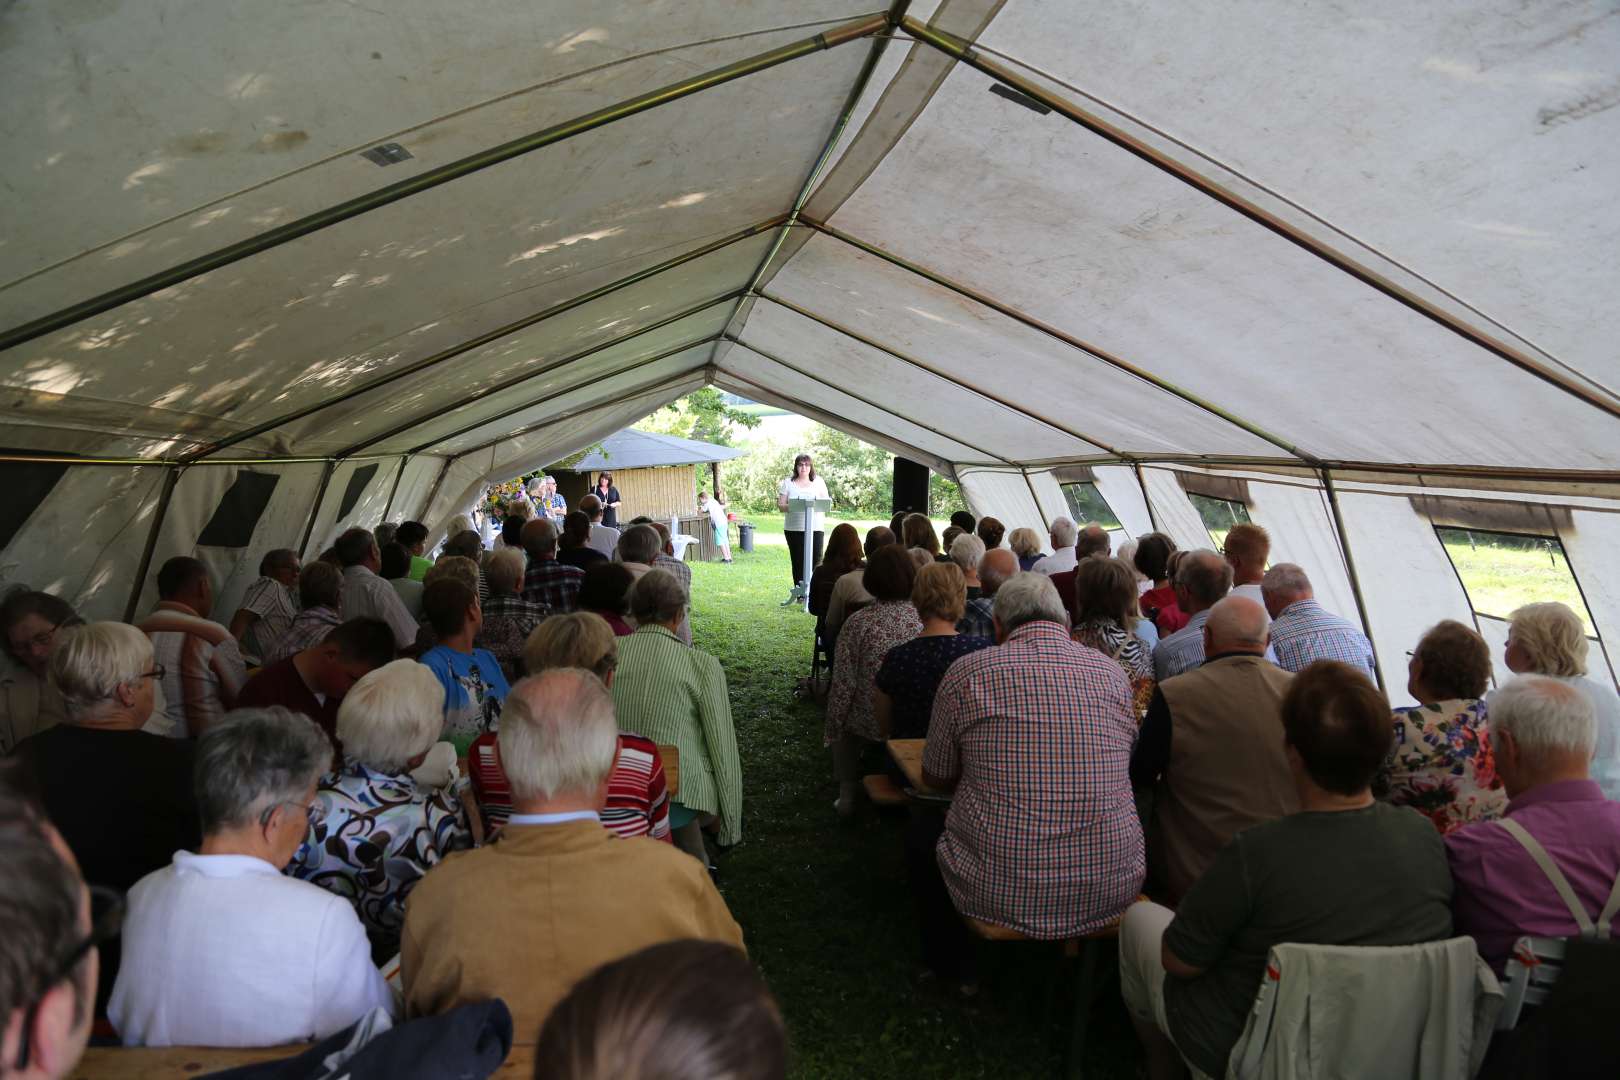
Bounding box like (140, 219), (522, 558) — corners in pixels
(777, 454), (830, 604)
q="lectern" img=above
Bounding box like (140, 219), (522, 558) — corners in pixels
(788, 497), (832, 613)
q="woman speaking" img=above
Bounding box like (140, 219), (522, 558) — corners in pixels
(777, 453), (830, 605)
(592, 471), (622, 529)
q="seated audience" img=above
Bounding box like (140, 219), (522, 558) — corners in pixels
(1379, 619), (1506, 833)
(1446, 675), (1620, 974)
(1072, 556), (1154, 689)
(139, 556), (247, 736)
(335, 526), (421, 652)
(949, 533), (987, 599)
(1262, 562), (1375, 679)
(402, 670), (743, 1042)
(395, 520), (432, 581)
(227, 549), (300, 663)
(949, 510), (976, 536)
(1, 589), (81, 753)
(911, 573), (1142, 986)
(580, 495), (620, 558)
(522, 517), (585, 615)
(1497, 601), (1620, 798)
(901, 513), (942, 561)
(613, 571), (741, 861)
(874, 563), (991, 741)
(976, 516), (1005, 550)
(618, 525), (691, 644)
(1032, 517), (1078, 576)
(888, 511), (907, 539)
(1008, 526), (1045, 572)
(1221, 522), (1270, 612)
(500, 613), (672, 842)
(291, 660), (472, 961)
(111, 707), (394, 1046)
(1132, 597), (1298, 903)
(373, 521), (398, 550)
(579, 562), (636, 636)
(480, 547), (547, 681)
(644, 520), (693, 594)
(559, 510), (609, 570)
(1049, 523), (1114, 618)
(825, 527), (893, 635)
(941, 526), (963, 557)
(441, 530), (490, 603)
(0, 781), (101, 1080)
(1134, 533), (1187, 635)
(417, 576), (508, 744)
(17, 623), (200, 1015)
(236, 617), (395, 750)
(263, 560), (344, 666)
(380, 541), (423, 619)
(534, 940), (784, 1080)
(1120, 660), (1453, 1080)
(826, 546), (921, 817)
(501, 515), (526, 552)
(1152, 550), (1238, 681)
(809, 523), (863, 624)
(958, 547), (1015, 640)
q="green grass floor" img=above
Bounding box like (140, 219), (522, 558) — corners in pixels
(687, 521), (1141, 1079)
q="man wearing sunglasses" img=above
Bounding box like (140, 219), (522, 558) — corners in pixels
(0, 783), (119, 1079)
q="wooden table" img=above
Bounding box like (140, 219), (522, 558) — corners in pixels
(71, 1044), (535, 1077)
(886, 738), (948, 799)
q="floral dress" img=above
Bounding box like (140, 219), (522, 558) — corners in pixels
(1378, 698), (1507, 834)
(825, 601), (921, 744)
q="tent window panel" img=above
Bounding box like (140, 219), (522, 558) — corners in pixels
(197, 472), (281, 548)
(1435, 527), (1598, 638)
(336, 463), (380, 522)
(1061, 482), (1122, 531)
(0, 456), (73, 553)
(1187, 492), (1252, 550)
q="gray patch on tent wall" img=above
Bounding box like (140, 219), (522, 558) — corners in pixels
(336, 463), (380, 522)
(0, 454), (74, 555)
(197, 471), (281, 548)
(1175, 470), (1249, 505)
(1408, 494), (1572, 535)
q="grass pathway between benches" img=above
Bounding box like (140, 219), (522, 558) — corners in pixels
(687, 521), (1140, 1079)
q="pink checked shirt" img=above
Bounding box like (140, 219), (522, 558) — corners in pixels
(925, 619), (1145, 938)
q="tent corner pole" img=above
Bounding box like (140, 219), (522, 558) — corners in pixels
(298, 460), (339, 559)
(123, 466), (183, 623)
(1319, 467), (1385, 692)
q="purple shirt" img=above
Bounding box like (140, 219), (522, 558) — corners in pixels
(1445, 778), (1620, 972)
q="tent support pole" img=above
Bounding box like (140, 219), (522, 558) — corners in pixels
(123, 467), (182, 623)
(419, 458), (457, 526)
(1020, 470), (1049, 525)
(381, 456), (410, 521)
(1133, 462), (1160, 532)
(0, 14), (887, 355)
(298, 460), (339, 559)
(899, 16), (1620, 423)
(1319, 467), (1385, 692)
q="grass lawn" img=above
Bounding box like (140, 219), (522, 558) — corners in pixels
(687, 520), (1141, 1079)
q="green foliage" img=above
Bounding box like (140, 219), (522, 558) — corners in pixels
(640, 388), (761, 447)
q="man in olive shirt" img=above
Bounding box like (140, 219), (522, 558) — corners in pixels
(1120, 660), (1454, 1080)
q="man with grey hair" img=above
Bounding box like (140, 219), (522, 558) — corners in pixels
(1154, 550), (1258, 681)
(1446, 675), (1620, 973)
(335, 526), (421, 651)
(110, 707), (394, 1047)
(1131, 597), (1298, 903)
(402, 669), (743, 1042)
(1032, 516), (1080, 576)
(957, 542), (1008, 640)
(907, 572), (1144, 988)
(228, 548), (300, 663)
(1262, 563), (1375, 680)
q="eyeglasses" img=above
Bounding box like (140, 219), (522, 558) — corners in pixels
(15, 885), (125, 1070)
(259, 799), (326, 829)
(11, 623), (60, 653)
(137, 665), (166, 683)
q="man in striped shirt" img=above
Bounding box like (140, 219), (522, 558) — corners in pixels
(227, 549), (299, 663)
(1262, 563), (1376, 681)
(139, 556), (247, 737)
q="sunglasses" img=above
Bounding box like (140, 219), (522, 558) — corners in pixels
(15, 885), (125, 1070)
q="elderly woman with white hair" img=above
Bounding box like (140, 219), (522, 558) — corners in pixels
(110, 707), (395, 1047)
(1498, 601), (1620, 799)
(290, 660), (472, 960)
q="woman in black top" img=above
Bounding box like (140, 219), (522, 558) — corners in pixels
(594, 472), (623, 529)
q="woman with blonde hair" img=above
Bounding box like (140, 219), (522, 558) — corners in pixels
(1008, 527), (1044, 572)
(1499, 601), (1620, 798)
(874, 562), (992, 741)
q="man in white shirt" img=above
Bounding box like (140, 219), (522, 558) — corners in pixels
(580, 494), (620, 558)
(1222, 523), (1270, 616)
(334, 527), (420, 652)
(1032, 517), (1079, 576)
(110, 707), (394, 1047)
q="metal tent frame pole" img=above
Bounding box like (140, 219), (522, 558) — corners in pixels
(380, 456), (410, 521)
(1319, 468), (1385, 691)
(298, 461), (339, 559)
(123, 467), (183, 623)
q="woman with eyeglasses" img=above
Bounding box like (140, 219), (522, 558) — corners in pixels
(11, 621), (200, 1017)
(110, 706), (395, 1047)
(0, 587), (82, 753)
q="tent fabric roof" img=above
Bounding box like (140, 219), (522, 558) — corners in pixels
(564, 429), (745, 471)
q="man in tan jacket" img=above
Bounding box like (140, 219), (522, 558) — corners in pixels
(401, 668), (743, 1042)
(1129, 596), (1299, 903)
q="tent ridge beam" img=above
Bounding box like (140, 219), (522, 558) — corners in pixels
(797, 217), (1319, 466)
(336, 290), (745, 459)
(753, 289), (1126, 458)
(0, 13), (887, 354)
(900, 17), (1620, 423)
(179, 216), (786, 464)
(720, 0), (914, 343)
(723, 333), (1012, 465)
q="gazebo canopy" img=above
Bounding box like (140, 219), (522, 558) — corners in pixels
(564, 429), (744, 472)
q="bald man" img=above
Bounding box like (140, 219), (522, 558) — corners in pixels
(959, 548), (1018, 639)
(1131, 596), (1299, 903)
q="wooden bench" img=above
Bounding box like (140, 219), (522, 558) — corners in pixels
(71, 1043), (535, 1077)
(885, 738), (950, 804)
(861, 773), (907, 807)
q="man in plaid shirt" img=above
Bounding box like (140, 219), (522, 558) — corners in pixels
(1261, 563), (1376, 681)
(520, 518), (583, 614)
(908, 573), (1145, 986)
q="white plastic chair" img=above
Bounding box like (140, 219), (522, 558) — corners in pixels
(668, 515), (698, 561)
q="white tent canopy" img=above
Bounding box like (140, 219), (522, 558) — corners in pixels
(3, 0), (1617, 691)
